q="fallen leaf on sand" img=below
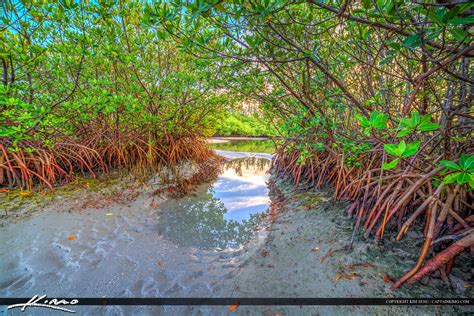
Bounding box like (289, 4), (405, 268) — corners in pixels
(229, 302), (239, 311)
(128, 184), (140, 192)
(348, 263), (375, 270)
(156, 260), (165, 268)
(106, 212), (113, 216)
(150, 199), (159, 208)
(336, 273), (356, 280)
(320, 244), (351, 263)
(320, 249), (336, 263)
(383, 276), (394, 283)
(67, 235), (77, 240)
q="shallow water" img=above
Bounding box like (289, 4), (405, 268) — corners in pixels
(210, 138), (276, 154)
(155, 157), (271, 249)
(0, 155), (272, 313)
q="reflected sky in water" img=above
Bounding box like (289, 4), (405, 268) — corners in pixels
(156, 157), (271, 249)
(213, 158), (270, 222)
(210, 139), (276, 154)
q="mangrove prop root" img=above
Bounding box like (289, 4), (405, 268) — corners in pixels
(407, 232), (474, 284)
(392, 237), (433, 289)
(1, 135), (214, 190)
(273, 145), (472, 289)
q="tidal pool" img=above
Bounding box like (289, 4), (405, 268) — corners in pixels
(0, 155), (272, 312)
(156, 157), (271, 249)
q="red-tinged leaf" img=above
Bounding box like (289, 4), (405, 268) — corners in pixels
(336, 273), (356, 280)
(1, 189), (9, 193)
(229, 302), (239, 311)
(67, 235), (77, 240)
(348, 263), (375, 269)
(156, 260), (165, 268)
(384, 276), (394, 283)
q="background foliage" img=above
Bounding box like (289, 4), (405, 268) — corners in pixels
(212, 111), (277, 136)
(1, 0), (237, 188)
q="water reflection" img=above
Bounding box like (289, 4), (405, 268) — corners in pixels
(210, 139), (276, 154)
(156, 157), (271, 249)
(224, 157), (270, 176)
(214, 158), (270, 222)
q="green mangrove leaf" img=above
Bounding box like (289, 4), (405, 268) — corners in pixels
(398, 140), (407, 154)
(440, 160), (461, 171)
(442, 172), (460, 184)
(396, 128), (412, 137)
(401, 141), (420, 158)
(383, 158), (399, 170)
(384, 144), (400, 156)
(459, 154), (474, 171)
(448, 16), (474, 25)
(403, 34), (422, 48)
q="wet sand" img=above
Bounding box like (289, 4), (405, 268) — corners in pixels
(0, 155), (268, 314)
(0, 151), (470, 315)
